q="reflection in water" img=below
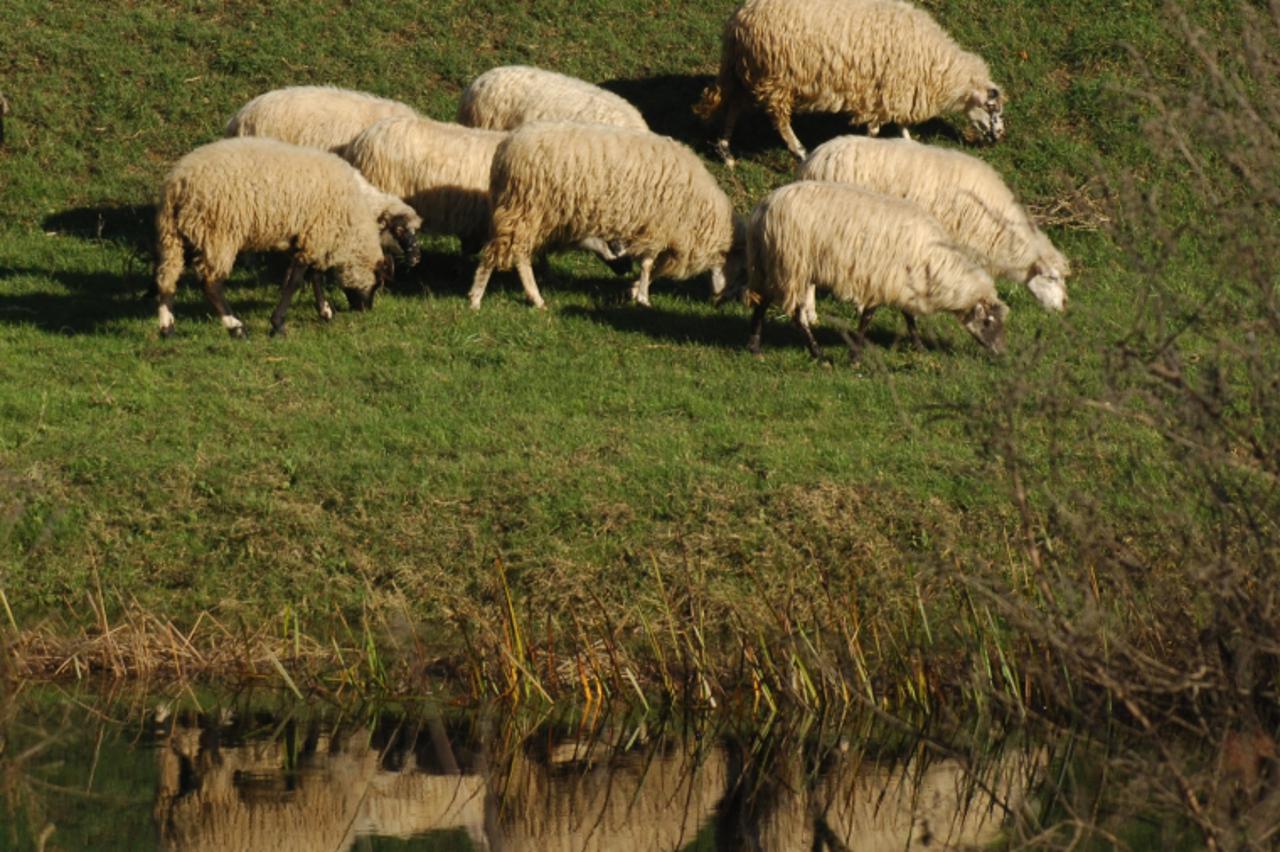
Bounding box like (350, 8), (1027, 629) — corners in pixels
(718, 739), (1043, 851)
(0, 690), (1043, 851)
(153, 716), (486, 851)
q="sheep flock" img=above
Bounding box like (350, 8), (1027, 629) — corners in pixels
(148, 0), (1072, 363)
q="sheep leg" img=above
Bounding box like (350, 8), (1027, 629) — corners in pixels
(515, 259), (546, 309)
(747, 299), (769, 356)
(792, 309), (827, 362)
(311, 272), (334, 322)
(194, 250), (244, 338)
(766, 99), (807, 160)
(157, 291), (177, 338)
(833, 306), (877, 362)
(902, 311), (924, 350)
(468, 262), (494, 310)
(629, 256), (655, 306)
(269, 258), (308, 337)
(200, 274), (244, 339)
(710, 265), (728, 304)
(715, 98), (745, 168)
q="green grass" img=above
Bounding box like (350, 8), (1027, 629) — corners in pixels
(0, 0), (1265, 703)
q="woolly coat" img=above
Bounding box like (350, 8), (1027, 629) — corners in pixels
(458, 66), (648, 131)
(798, 136), (1069, 308)
(345, 116), (507, 245)
(483, 123), (738, 283)
(697, 0), (1003, 155)
(747, 180), (999, 319)
(224, 86), (420, 155)
(154, 138), (386, 303)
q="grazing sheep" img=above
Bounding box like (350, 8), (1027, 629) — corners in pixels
(468, 122), (743, 310)
(345, 115), (631, 273)
(695, 0), (1006, 165)
(798, 136), (1070, 310)
(746, 180), (1008, 360)
(352, 171), (424, 270)
(154, 137), (410, 338)
(458, 65), (648, 132)
(224, 85), (420, 155)
(344, 115), (506, 253)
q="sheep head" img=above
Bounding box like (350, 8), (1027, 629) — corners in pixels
(338, 259), (387, 312)
(961, 298), (1009, 354)
(711, 216), (749, 306)
(380, 209), (422, 268)
(1027, 263), (1068, 312)
(1025, 233), (1069, 311)
(965, 85), (1006, 143)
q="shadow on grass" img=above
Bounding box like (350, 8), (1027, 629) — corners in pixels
(42, 205), (156, 256)
(0, 263), (287, 335)
(0, 265), (154, 334)
(600, 74), (968, 164)
(560, 299), (934, 357)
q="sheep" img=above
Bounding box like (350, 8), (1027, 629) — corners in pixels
(458, 65), (648, 132)
(798, 135), (1070, 311)
(154, 137), (418, 338)
(0, 92), (8, 145)
(745, 180), (1009, 361)
(344, 115), (632, 273)
(468, 122), (744, 311)
(695, 0), (1006, 166)
(344, 115), (506, 254)
(224, 85), (420, 156)
(352, 170), (424, 270)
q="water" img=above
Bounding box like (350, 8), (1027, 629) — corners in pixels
(0, 685), (1045, 851)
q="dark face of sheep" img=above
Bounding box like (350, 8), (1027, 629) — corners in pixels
(339, 260), (388, 312)
(961, 299), (1009, 354)
(381, 212), (422, 268)
(966, 86), (1006, 143)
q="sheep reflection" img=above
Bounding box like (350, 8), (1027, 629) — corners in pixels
(153, 711), (1039, 851)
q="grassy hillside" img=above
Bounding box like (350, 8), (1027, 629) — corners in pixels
(0, 0), (1275, 757)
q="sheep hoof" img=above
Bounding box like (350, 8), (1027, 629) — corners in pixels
(228, 326), (248, 340)
(158, 324), (174, 339)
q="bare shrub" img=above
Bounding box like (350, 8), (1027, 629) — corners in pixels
(952, 2), (1280, 848)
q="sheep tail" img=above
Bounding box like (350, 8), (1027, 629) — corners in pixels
(693, 26), (740, 121)
(154, 191), (185, 299)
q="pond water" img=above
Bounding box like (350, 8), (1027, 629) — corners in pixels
(0, 685), (1047, 851)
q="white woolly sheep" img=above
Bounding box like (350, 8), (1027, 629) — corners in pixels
(344, 115), (632, 272)
(798, 135), (1070, 311)
(468, 122), (744, 310)
(224, 85), (420, 156)
(154, 137), (417, 338)
(746, 180), (1009, 360)
(457, 65), (648, 132)
(695, 0), (1006, 165)
(344, 115), (506, 254)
